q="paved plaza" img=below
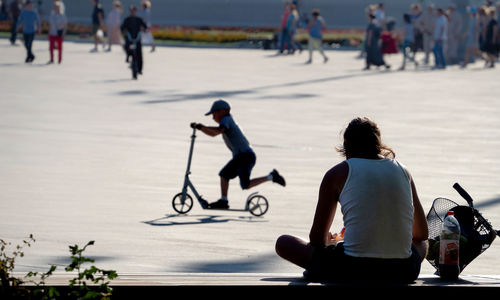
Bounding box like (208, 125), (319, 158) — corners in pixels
(0, 38), (499, 281)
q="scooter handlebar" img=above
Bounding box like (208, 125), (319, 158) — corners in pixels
(190, 123), (202, 130)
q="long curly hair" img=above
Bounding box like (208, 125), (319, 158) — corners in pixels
(337, 117), (395, 159)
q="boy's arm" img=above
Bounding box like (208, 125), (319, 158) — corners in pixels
(191, 122), (225, 137)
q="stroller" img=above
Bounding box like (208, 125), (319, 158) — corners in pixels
(426, 183), (499, 274)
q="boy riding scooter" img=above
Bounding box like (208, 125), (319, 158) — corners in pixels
(191, 99), (286, 209)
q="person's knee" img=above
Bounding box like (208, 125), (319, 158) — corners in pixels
(275, 234), (294, 257)
(239, 178), (250, 190)
(412, 240), (429, 262)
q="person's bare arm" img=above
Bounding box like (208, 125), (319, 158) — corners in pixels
(191, 122), (225, 137)
(410, 177), (428, 242)
(309, 162), (347, 246)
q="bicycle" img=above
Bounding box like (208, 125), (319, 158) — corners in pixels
(126, 32), (141, 80)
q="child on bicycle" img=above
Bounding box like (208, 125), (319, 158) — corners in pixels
(191, 99), (286, 209)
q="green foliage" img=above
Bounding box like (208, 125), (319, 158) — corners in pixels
(1, 235), (118, 300)
(0, 234), (35, 298)
(65, 241), (118, 300)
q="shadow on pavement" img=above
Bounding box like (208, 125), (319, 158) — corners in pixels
(142, 214), (267, 226)
(140, 71), (390, 104)
(178, 253), (279, 273)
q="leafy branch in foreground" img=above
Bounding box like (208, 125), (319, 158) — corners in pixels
(1, 235), (118, 300)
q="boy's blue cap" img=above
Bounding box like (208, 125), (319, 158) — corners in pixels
(205, 99), (230, 115)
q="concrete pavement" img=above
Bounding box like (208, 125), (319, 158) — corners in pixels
(0, 38), (499, 282)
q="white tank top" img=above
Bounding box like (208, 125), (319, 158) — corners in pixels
(339, 158), (413, 259)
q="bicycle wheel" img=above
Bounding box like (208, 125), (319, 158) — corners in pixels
(246, 194), (269, 217)
(131, 52), (138, 79)
(172, 192), (193, 214)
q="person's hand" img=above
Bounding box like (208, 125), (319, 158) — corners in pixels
(190, 122), (203, 130)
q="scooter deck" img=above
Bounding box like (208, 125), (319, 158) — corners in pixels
(204, 207), (248, 212)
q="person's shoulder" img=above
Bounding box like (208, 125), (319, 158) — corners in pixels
(324, 161), (348, 180)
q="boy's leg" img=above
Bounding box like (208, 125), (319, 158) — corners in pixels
(220, 176), (229, 199)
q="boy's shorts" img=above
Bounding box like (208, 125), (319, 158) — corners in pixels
(219, 151), (256, 189)
(306, 242), (422, 283)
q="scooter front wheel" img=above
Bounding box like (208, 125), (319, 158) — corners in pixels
(246, 194), (269, 217)
(172, 192), (193, 214)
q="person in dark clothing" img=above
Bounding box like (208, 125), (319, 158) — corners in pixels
(121, 5), (147, 77)
(90, 0), (105, 52)
(9, 0), (21, 45)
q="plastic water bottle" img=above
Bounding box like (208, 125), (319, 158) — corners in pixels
(439, 211), (461, 280)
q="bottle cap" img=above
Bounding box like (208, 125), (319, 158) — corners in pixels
(446, 211), (454, 216)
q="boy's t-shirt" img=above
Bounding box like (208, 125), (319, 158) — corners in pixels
(220, 114), (252, 157)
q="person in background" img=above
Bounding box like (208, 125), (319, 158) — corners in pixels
(47, 1), (67, 64)
(364, 14), (389, 70)
(399, 13), (418, 70)
(432, 8), (448, 69)
(9, 0), (21, 45)
(285, 3), (302, 54)
(105, 0), (123, 52)
(305, 9), (328, 64)
(375, 3), (386, 29)
(446, 5), (463, 65)
(275, 117), (428, 283)
(16, 0), (41, 63)
(278, 1), (291, 54)
(410, 3), (423, 57)
(121, 5), (147, 77)
(461, 7), (485, 68)
(419, 4), (435, 65)
(483, 7), (498, 67)
(138, 0), (155, 52)
(90, 0), (105, 52)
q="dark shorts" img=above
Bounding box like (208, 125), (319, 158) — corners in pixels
(306, 243), (422, 283)
(219, 151), (256, 189)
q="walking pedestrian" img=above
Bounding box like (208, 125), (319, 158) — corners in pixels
(399, 13), (418, 70)
(483, 7), (499, 67)
(90, 0), (105, 52)
(16, 0), (40, 63)
(305, 9), (328, 64)
(278, 1), (291, 54)
(446, 5), (463, 64)
(461, 7), (485, 68)
(432, 8), (448, 69)
(364, 13), (390, 70)
(285, 3), (302, 54)
(139, 0), (155, 52)
(420, 4), (435, 64)
(8, 0), (21, 45)
(47, 1), (66, 64)
(105, 0), (123, 52)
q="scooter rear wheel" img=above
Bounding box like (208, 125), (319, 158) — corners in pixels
(172, 192), (193, 214)
(247, 194), (269, 217)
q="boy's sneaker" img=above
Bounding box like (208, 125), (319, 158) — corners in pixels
(208, 199), (229, 209)
(199, 198), (209, 209)
(271, 169), (286, 187)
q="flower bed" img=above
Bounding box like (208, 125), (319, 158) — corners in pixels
(0, 21), (364, 46)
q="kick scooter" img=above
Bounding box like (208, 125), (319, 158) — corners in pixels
(171, 124), (269, 217)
